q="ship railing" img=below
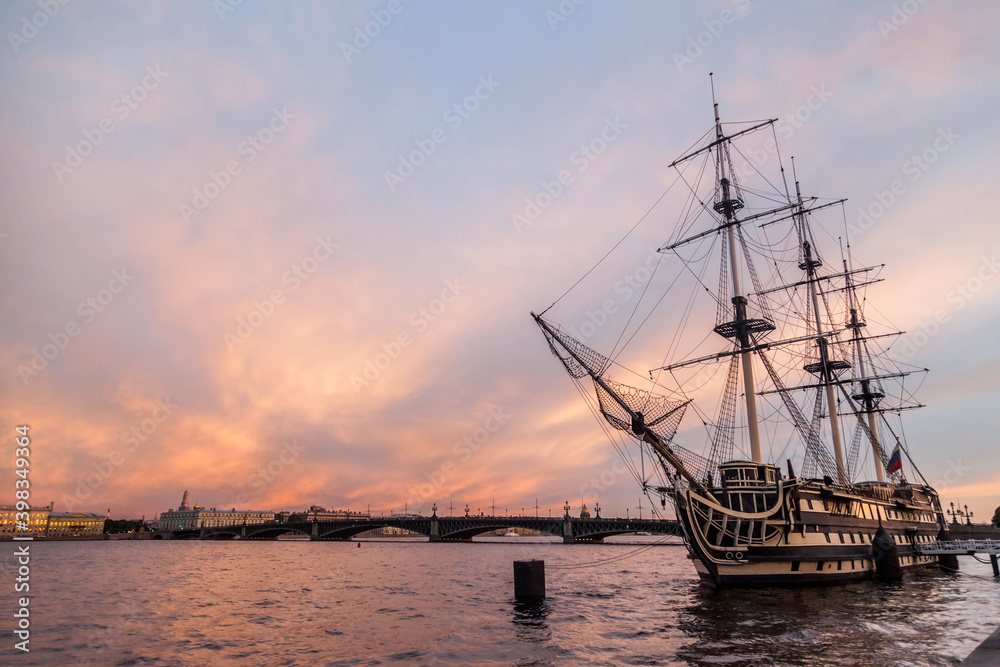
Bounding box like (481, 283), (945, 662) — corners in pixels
(690, 498), (782, 548)
(916, 539), (1000, 555)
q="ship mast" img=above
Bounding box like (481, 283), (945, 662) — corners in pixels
(793, 174), (848, 484)
(711, 91), (763, 464)
(844, 258), (886, 483)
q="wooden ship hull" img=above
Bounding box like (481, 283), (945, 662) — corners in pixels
(674, 462), (943, 588)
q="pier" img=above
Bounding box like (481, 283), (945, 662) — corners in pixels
(917, 540), (1000, 576)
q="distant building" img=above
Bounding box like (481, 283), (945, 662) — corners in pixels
(157, 507), (274, 531)
(0, 504), (104, 538)
(156, 492), (273, 531)
(46, 512), (104, 537)
(275, 506), (369, 522)
(302, 505), (369, 521)
(0, 503), (53, 538)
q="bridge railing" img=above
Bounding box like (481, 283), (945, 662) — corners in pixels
(917, 540), (1000, 555)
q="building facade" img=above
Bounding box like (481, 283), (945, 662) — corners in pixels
(0, 504), (53, 538)
(277, 505), (370, 522)
(156, 507), (274, 531)
(46, 512), (105, 537)
(0, 505), (104, 538)
(156, 490), (275, 531)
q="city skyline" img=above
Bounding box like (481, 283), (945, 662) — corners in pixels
(2, 2), (999, 522)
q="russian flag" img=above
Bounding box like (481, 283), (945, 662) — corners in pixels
(886, 443), (903, 475)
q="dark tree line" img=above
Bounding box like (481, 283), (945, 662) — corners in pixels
(103, 519), (145, 534)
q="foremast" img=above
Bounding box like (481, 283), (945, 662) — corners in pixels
(712, 97), (765, 464)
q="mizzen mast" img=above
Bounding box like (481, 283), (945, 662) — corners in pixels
(844, 258), (886, 483)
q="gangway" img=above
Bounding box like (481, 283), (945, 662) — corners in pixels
(917, 540), (1000, 576)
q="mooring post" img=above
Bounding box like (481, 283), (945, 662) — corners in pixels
(991, 554), (999, 578)
(514, 560), (545, 601)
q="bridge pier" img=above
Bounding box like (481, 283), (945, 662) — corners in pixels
(429, 518), (441, 542)
(562, 519), (574, 543)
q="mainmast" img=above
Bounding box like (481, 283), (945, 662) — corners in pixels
(794, 175), (848, 484)
(844, 258), (886, 483)
(711, 92), (765, 464)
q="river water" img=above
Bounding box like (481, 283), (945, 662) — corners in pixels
(3, 536), (998, 666)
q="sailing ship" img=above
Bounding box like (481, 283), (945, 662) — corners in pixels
(532, 85), (951, 587)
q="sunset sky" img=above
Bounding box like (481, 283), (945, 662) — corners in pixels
(2, 1), (998, 523)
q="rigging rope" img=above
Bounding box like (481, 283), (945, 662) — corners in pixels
(539, 173), (681, 317)
(546, 535), (684, 570)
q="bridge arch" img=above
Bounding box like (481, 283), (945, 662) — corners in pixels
(244, 525), (312, 540)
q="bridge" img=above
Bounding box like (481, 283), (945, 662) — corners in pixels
(161, 514), (682, 543)
(918, 539), (1000, 576)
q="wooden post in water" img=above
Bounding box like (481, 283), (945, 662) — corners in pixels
(513, 560), (545, 601)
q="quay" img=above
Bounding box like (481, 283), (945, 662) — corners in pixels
(961, 626), (1000, 666)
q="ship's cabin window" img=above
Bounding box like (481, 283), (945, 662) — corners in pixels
(791, 561), (800, 572)
(719, 463), (778, 488)
(806, 499), (813, 510)
(824, 533), (831, 543)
